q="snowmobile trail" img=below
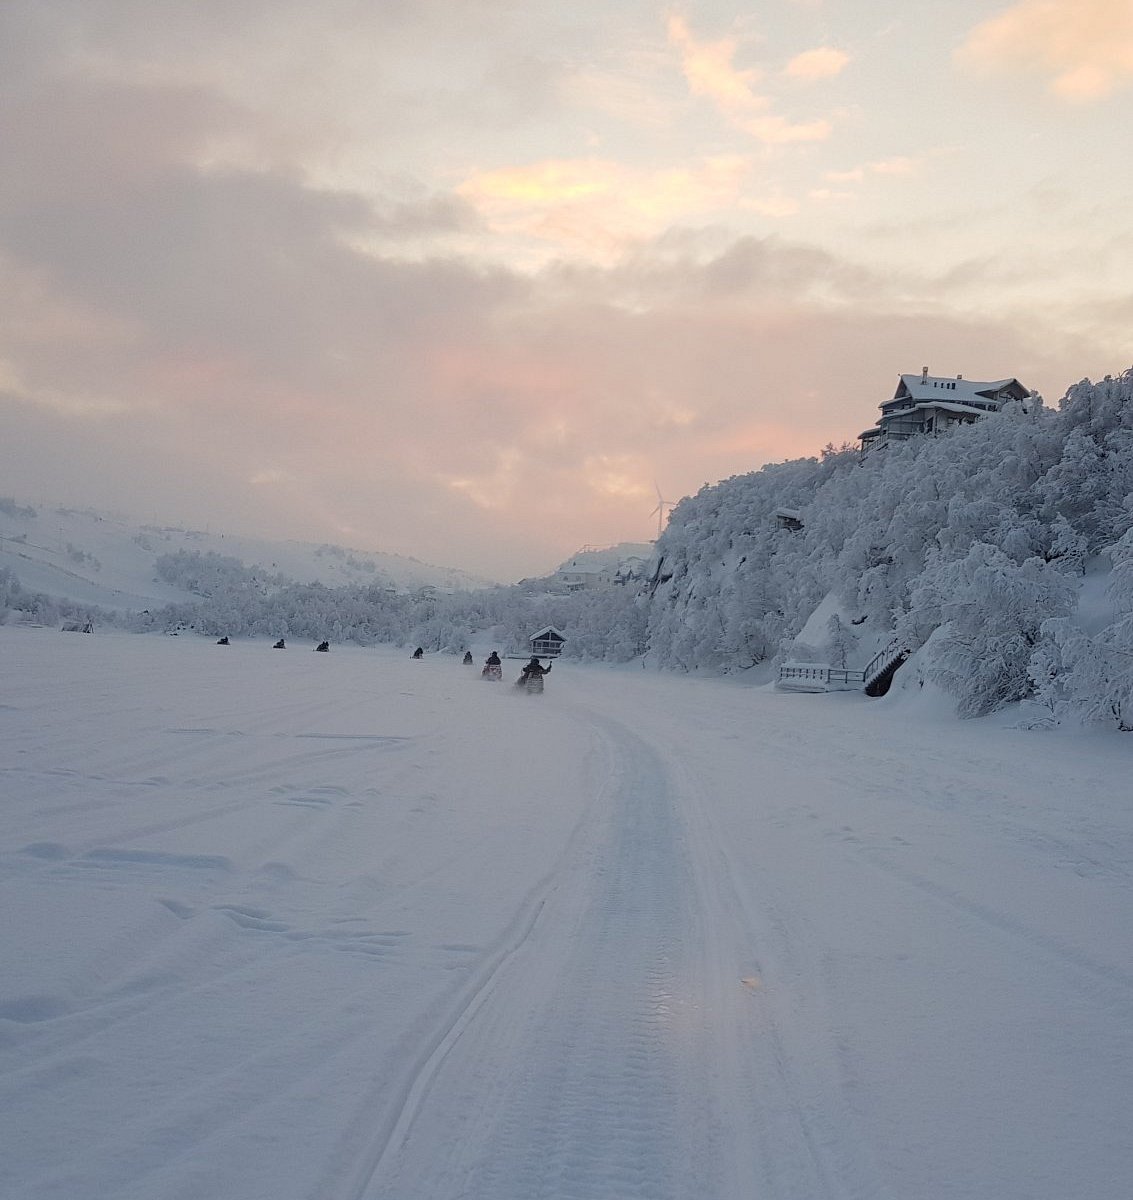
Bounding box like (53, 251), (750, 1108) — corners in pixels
(361, 707), (879, 1200)
(362, 712), (696, 1199)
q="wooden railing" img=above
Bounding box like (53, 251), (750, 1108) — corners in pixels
(863, 639), (905, 686)
(777, 638), (907, 695)
(777, 663), (864, 690)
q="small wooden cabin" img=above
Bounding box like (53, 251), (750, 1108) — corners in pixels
(529, 626), (566, 658)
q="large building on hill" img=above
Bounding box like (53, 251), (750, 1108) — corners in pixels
(553, 543), (653, 591)
(859, 368), (1033, 456)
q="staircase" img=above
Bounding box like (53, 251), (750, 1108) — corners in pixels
(861, 639), (907, 697)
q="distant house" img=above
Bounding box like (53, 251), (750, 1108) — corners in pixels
(775, 507), (803, 531)
(612, 555), (648, 585)
(551, 543), (653, 592)
(529, 626), (566, 658)
(555, 563), (609, 591)
(860, 368), (1033, 456)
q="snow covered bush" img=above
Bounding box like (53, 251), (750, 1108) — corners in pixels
(907, 543), (1077, 717)
(1031, 529), (1133, 729)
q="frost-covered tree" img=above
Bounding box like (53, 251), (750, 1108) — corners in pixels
(907, 543), (1077, 717)
(824, 613), (857, 670)
(1031, 528), (1133, 729)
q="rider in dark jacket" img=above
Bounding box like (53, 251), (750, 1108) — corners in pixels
(519, 656), (551, 683)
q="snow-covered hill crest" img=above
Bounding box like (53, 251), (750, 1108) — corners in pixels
(645, 368), (1133, 727)
(0, 500), (496, 612)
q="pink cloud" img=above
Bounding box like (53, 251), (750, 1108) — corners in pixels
(457, 156), (756, 259)
(958, 0), (1133, 100)
(666, 14), (834, 144)
(0, 4), (1123, 579)
(782, 47), (851, 82)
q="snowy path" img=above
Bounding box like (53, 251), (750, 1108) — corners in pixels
(1, 629), (1131, 1199)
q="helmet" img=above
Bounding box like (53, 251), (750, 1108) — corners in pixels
(530, 656), (540, 663)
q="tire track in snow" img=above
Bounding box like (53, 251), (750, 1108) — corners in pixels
(461, 721), (688, 1200)
(334, 886), (552, 1200)
(330, 721), (615, 1200)
(363, 714), (691, 1200)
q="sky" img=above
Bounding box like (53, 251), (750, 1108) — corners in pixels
(2, 1), (1132, 581)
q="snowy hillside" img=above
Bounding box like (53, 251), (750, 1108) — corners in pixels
(0, 499), (496, 612)
(646, 369), (1133, 727)
(552, 542), (654, 574)
(2, 626), (1131, 1199)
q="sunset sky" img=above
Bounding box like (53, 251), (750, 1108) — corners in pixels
(2, 1), (1132, 580)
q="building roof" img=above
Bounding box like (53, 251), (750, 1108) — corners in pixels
(908, 400), (1000, 417)
(529, 626), (566, 640)
(889, 373), (1029, 409)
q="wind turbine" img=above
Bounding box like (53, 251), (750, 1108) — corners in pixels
(650, 483), (675, 540)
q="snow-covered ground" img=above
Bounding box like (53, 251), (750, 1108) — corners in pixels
(2, 626), (1131, 1200)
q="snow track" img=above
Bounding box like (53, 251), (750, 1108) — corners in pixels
(348, 703), (884, 1199)
(2, 630), (1132, 1200)
(368, 717), (698, 1199)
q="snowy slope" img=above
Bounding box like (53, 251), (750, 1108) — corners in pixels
(2, 626), (1131, 1199)
(0, 501), (496, 612)
(553, 542), (654, 572)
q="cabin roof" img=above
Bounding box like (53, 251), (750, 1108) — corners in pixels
(529, 625), (566, 640)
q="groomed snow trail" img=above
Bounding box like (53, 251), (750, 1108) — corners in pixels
(366, 707), (880, 1200)
(2, 630), (1131, 1200)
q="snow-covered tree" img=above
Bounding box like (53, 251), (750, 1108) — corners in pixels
(907, 543), (1077, 717)
(1032, 528), (1133, 729)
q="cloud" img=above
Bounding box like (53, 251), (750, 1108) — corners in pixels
(812, 155), (922, 202)
(0, 1), (1124, 579)
(957, 0), (1133, 100)
(457, 156), (756, 259)
(0, 206), (1100, 576)
(666, 14), (833, 143)
(782, 47), (851, 82)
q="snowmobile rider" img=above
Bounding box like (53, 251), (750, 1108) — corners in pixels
(462, 650), (474, 665)
(485, 651), (501, 667)
(519, 656), (551, 683)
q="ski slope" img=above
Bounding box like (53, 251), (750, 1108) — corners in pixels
(1, 628), (1131, 1199)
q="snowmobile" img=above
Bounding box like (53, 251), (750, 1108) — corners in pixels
(481, 663), (503, 682)
(519, 672), (545, 695)
(516, 658), (550, 694)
